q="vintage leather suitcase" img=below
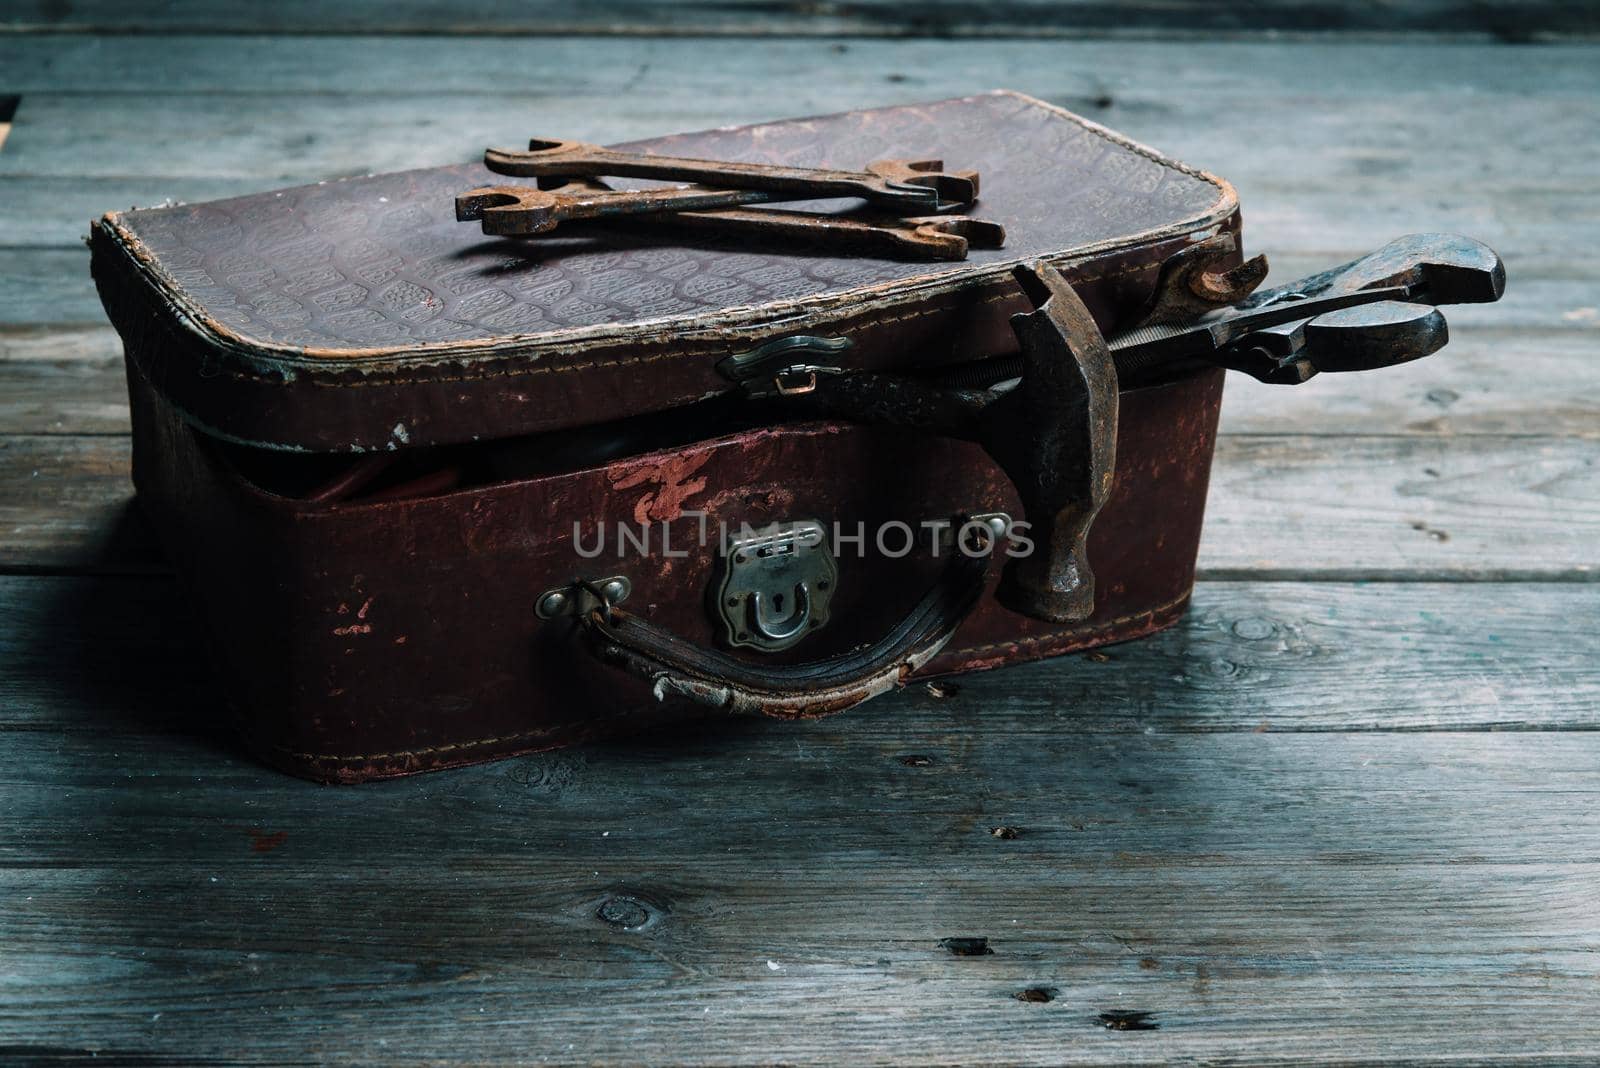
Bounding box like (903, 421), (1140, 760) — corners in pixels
(89, 91), (1503, 781)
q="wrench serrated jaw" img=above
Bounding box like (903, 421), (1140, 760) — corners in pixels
(454, 187), (515, 222)
(866, 159), (980, 206)
(907, 216), (1007, 251)
(455, 186), (559, 235)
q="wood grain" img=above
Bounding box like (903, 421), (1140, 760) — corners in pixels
(5, 89), (1595, 190)
(1, 27), (1596, 1066)
(3, 0), (1596, 37)
(1218, 328), (1600, 438)
(2, 321), (1596, 440)
(3, 724), (1600, 1063)
(3, 575), (1593, 733)
(2, 433), (1596, 578)
(7, 37), (1600, 97)
(1202, 434), (1600, 581)
(0, 436), (159, 572)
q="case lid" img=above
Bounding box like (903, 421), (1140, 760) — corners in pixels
(90, 90), (1235, 451)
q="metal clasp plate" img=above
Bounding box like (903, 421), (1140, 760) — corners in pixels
(715, 520), (836, 653)
(535, 575), (631, 621)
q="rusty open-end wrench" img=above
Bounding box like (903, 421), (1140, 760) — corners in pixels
(484, 139), (978, 212)
(457, 183), (793, 236)
(648, 206), (1006, 261)
(462, 177), (1004, 258)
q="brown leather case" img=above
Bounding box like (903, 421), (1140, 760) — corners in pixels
(92, 92), (1238, 781)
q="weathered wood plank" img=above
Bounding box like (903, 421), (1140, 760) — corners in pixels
(0, 328), (131, 435)
(2, 726), (1600, 1063)
(0, 249), (94, 325)
(0, 436), (158, 572)
(4, 89), (1595, 191)
(1, 433), (1595, 577)
(3, 0), (1595, 37)
(3, 324), (1593, 439)
(0, 324), (122, 364)
(0, 177), (262, 247)
(3, 866), (1597, 1064)
(1202, 433), (1600, 581)
(9, 724), (1600, 865)
(6, 37), (1600, 97)
(0, 358), (129, 436)
(3, 575), (1594, 734)
(1, 41), (1594, 250)
(1218, 327), (1600, 438)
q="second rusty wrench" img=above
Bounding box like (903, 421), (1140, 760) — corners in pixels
(616, 205), (1005, 261)
(458, 179), (1004, 259)
(484, 139), (978, 212)
(458, 183), (798, 235)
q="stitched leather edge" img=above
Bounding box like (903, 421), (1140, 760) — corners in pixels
(96, 91), (1237, 376)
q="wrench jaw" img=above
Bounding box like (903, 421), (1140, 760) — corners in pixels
(1216, 300), (1451, 385)
(485, 141), (972, 212)
(461, 177), (1007, 260)
(866, 159), (980, 207)
(483, 139), (597, 176)
(905, 216), (1008, 251)
(1243, 233), (1506, 309)
(1120, 234), (1269, 335)
(455, 186), (561, 236)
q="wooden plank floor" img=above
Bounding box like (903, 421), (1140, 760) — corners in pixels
(1, 31), (1597, 1065)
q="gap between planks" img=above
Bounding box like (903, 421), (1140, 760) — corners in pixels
(4, 38), (1600, 96)
(6, 324), (1596, 439)
(2, 574), (1596, 734)
(1, 431), (1597, 579)
(3, 1), (1599, 37)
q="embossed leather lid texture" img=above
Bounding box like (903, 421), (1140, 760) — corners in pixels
(91, 91), (1236, 450)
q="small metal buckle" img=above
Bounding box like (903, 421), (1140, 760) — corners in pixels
(717, 335), (854, 386)
(773, 368), (818, 395)
(715, 520), (836, 653)
(939, 512), (1012, 554)
(769, 364), (846, 396)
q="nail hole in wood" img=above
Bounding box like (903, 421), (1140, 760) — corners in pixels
(938, 937), (993, 956)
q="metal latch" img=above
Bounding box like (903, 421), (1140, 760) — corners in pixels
(716, 335), (854, 389)
(715, 520), (837, 653)
(536, 575), (631, 621)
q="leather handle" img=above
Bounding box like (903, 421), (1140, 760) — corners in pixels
(580, 550), (990, 719)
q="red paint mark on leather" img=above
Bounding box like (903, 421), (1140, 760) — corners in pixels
(249, 830), (288, 853)
(609, 452), (711, 524)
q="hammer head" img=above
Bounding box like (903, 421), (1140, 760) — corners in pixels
(988, 262), (1120, 624)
